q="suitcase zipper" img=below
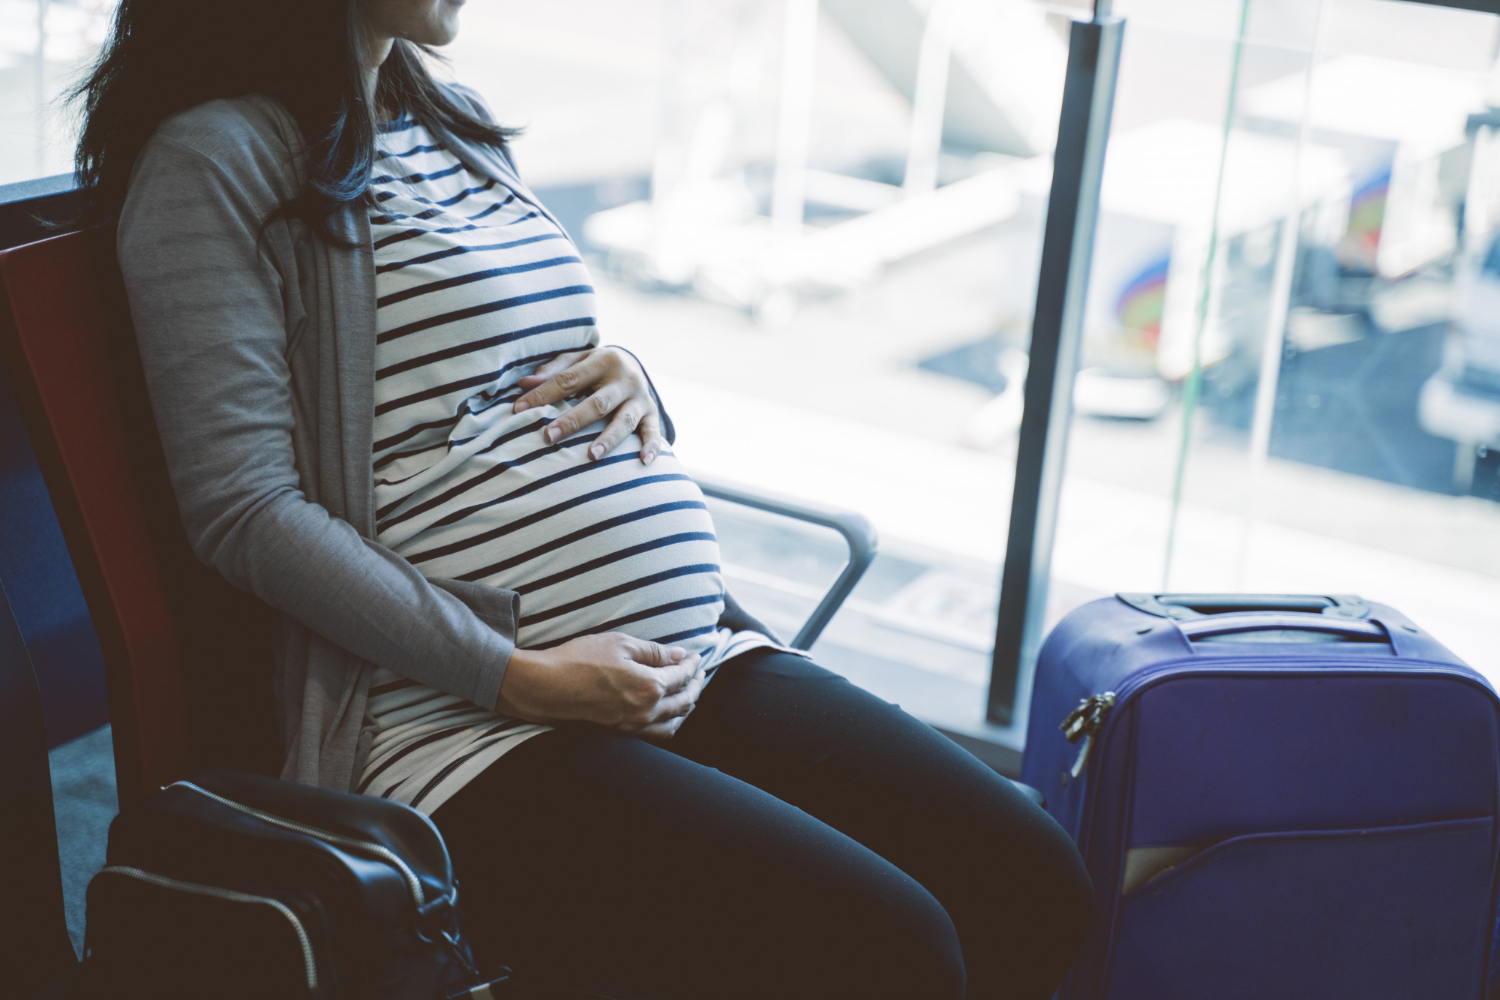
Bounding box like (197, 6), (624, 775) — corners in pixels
(1063, 654), (1474, 799)
(170, 781), (427, 909)
(97, 865), (318, 992)
(1061, 691), (1117, 781)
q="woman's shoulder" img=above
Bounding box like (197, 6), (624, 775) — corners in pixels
(148, 93), (304, 187)
(442, 82), (497, 125)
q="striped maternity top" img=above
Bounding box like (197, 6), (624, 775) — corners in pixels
(359, 119), (779, 813)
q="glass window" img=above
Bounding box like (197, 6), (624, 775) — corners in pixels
(444, 0), (1073, 739)
(0, 0), (116, 186)
(1046, 0), (1500, 704)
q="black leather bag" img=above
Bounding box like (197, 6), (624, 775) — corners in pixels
(80, 767), (496, 1000)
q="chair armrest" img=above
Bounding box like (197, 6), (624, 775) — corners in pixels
(694, 476), (878, 651)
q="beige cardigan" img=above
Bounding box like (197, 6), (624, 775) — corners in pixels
(117, 90), (757, 792)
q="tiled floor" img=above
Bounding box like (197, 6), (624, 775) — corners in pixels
(48, 724), (116, 956)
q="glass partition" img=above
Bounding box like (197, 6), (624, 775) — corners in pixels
(0, 0), (115, 185)
(1045, 0), (1500, 707)
(446, 0), (1070, 735)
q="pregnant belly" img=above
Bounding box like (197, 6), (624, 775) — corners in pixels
(378, 419), (726, 652)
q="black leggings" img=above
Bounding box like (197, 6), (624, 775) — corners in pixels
(430, 649), (1091, 999)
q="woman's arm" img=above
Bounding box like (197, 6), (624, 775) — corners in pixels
(119, 126), (517, 710)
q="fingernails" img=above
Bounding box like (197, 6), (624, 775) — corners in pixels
(667, 646), (686, 662)
(513, 399), (528, 413)
(642, 449), (657, 465)
(589, 444), (604, 460)
(545, 425), (561, 443)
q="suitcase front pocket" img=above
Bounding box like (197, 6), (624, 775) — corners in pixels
(1105, 816), (1494, 1000)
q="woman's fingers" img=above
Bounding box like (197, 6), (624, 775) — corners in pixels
(523, 350), (590, 385)
(543, 382), (618, 445)
(642, 653), (701, 698)
(512, 349), (663, 463)
(637, 410), (665, 465)
(638, 666), (707, 739)
(626, 637), (687, 668)
(512, 351), (598, 413)
(584, 399), (648, 460)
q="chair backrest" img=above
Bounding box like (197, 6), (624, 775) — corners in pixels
(0, 228), (279, 808)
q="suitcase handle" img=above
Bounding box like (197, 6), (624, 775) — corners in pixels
(1177, 613), (1387, 643)
(1118, 592), (1369, 620)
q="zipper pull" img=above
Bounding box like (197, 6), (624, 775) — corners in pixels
(1060, 692), (1116, 782)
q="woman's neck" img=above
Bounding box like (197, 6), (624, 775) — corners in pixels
(360, 26), (395, 119)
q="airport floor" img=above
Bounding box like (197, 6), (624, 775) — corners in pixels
(48, 724), (115, 956)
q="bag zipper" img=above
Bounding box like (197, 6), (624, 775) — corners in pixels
(170, 781), (427, 909)
(1062, 653), (1425, 781)
(97, 865), (318, 993)
(1063, 655), (1484, 857)
(1060, 691), (1117, 781)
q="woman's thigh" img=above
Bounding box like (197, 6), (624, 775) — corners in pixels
(430, 726), (965, 1000)
(666, 649), (1093, 1000)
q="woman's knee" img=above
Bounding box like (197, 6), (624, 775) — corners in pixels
(1026, 824), (1094, 958)
(797, 877), (967, 1000)
(951, 801), (1094, 997)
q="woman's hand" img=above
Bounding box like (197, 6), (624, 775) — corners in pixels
(512, 347), (666, 465)
(497, 633), (705, 739)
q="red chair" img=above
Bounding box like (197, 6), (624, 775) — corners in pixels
(0, 227), (280, 809)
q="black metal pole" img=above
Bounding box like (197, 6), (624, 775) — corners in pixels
(988, 11), (1123, 725)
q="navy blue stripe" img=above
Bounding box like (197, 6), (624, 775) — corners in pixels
(378, 142), (444, 158)
(370, 193), (509, 227)
(534, 595), (725, 649)
(380, 351), (566, 422)
(375, 430), (601, 525)
(410, 483), (698, 567)
(374, 369), (507, 417)
(374, 438), (450, 472)
(514, 533), (717, 595)
(376, 414), (546, 488)
(447, 500), (703, 577)
(464, 200), (507, 223)
(376, 285), (593, 344)
(375, 322), (591, 380)
(433, 178), (500, 207)
(358, 720), (479, 793)
(654, 624), (720, 645)
(375, 176), (498, 209)
(373, 220), (485, 250)
(378, 116), (416, 133)
(373, 227), (430, 251)
(376, 255), (582, 308)
(376, 232), (565, 274)
(371, 205), (445, 226)
(407, 720), (529, 807)
(375, 445), (453, 487)
(387, 446), (647, 534)
(369, 677), (418, 697)
(519, 564), (721, 628)
(372, 409), (471, 454)
(372, 161), (465, 185)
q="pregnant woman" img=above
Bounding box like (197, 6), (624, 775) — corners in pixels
(77, 0), (1090, 996)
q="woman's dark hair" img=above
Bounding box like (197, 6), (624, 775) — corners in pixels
(70, 0), (513, 242)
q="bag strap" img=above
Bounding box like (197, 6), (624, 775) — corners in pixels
(451, 971), (630, 1000)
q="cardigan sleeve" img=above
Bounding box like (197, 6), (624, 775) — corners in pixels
(118, 125), (517, 713)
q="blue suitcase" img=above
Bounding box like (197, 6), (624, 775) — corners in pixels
(1021, 593), (1500, 999)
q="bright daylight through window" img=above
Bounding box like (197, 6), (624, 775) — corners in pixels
(4, 0), (1499, 746)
